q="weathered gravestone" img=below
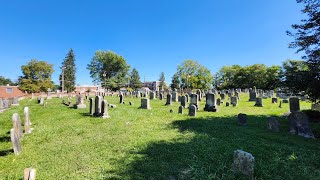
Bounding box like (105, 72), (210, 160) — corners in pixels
(94, 96), (102, 116)
(220, 93), (226, 100)
(267, 117), (280, 132)
(254, 98), (263, 107)
(188, 104), (197, 117)
(3, 99), (10, 109)
(12, 113), (23, 139)
(101, 100), (110, 118)
(178, 105), (183, 114)
(10, 128), (22, 155)
(232, 150), (255, 180)
(24, 107), (32, 134)
(119, 93), (124, 104)
(165, 94), (172, 105)
(172, 90), (178, 102)
(271, 98), (278, 104)
(204, 93), (218, 112)
(24, 168), (36, 180)
(89, 98), (94, 116)
(238, 113), (247, 125)
(289, 97), (300, 112)
(150, 91), (155, 100)
(39, 97), (44, 105)
(189, 93), (199, 110)
(140, 98), (151, 109)
(0, 98), (3, 110)
(216, 98), (221, 106)
(196, 89), (202, 101)
(180, 95), (187, 108)
(249, 91), (256, 101)
(231, 96), (238, 106)
(76, 96), (87, 109)
(12, 97), (19, 106)
(288, 111), (314, 138)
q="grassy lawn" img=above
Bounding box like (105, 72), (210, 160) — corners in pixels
(1, 93), (320, 179)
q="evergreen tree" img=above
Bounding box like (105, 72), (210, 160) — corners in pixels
(159, 72), (166, 90)
(60, 49), (76, 93)
(130, 68), (142, 89)
(170, 73), (180, 89)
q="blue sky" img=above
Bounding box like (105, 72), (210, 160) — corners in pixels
(0, 0), (304, 85)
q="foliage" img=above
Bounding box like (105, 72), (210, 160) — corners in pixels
(177, 60), (213, 90)
(170, 73), (180, 89)
(287, 0), (320, 102)
(159, 72), (166, 90)
(282, 60), (309, 93)
(59, 49), (76, 93)
(130, 68), (142, 89)
(18, 59), (54, 93)
(214, 64), (282, 90)
(0, 76), (15, 86)
(87, 50), (130, 91)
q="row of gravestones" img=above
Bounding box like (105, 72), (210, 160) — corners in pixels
(0, 97), (19, 111)
(89, 96), (110, 118)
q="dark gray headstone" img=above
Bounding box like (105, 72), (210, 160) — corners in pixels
(165, 94), (172, 105)
(267, 117), (280, 132)
(238, 113), (247, 125)
(254, 98), (263, 107)
(188, 105), (196, 116)
(271, 98), (278, 104)
(288, 111), (314, 138)
(178, 105), (183, 114)
(140, 98), (151, 109)
(204, 93), (218, 112)
(289, 97), (300, 112)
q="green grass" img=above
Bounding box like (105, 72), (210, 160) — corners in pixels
(1, 94), (320, 179)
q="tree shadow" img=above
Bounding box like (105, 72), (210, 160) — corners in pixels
(0, 135), (10, 142)
(111, 115), (320, 179)
(0, 149), (13, 157)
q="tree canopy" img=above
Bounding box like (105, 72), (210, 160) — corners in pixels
(18, 59), (54, 93)
(60, 49), (76, 93)
(87, 50), (130, 90)
(159, 72), (166, 90)
(0, 76), (15, 86)
(130, 68), (142, 89)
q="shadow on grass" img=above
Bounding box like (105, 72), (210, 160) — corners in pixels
(0, 149), (13, 157)
(0, 135), (10, 142)
(111, 115), (320, 179)
(79, 112), (93, 117)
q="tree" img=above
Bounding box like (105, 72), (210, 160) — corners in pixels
(130, 68), (142, 89)
(170, 73), (180, 89)
(159, 72), (166, 90)
(177, 60), (213, 90)
(287, 0), (320, 101)
(59, 49), (76, 93)
(87, 50), (130, 90)
(18, 59), (54, 93)
(0, 76), (15, 85)
(282, 60), (309, 93)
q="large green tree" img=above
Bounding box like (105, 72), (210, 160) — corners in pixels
(0, 76), (15, 86)
(59, 49), (76, 93)
(87, 50), (130, 90)
(282, 60), (309, 93)
(170, 73), (180, 89)
(130, 68), (142, 89)
(177, 60), (213, 89)
(287, 0), (320, 102)
(18, 59), (54, 93)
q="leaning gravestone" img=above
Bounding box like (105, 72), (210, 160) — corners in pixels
(232, 150), (255, 180)
(178, 105), (183, 114)
(10, 128), (22, 155)
(24, 107), (32, 134)
(189, 94), (199, 110)
(238, 113), (247, 125)
(101, 100), (110, 118)
(254, 98), (263, 107)
(188, 104), (197, 117)
(140, 98), (151, 109)
(24, 168), (36, 180)
(289, 97), (300, 112)
(267, 117), (280, 132)
(288, 111), (314, 138)
(271, 98), (278, 104)
(12, 113), (23, 139)
(165, 94), (172, 105)
(204, 93), (218, 112)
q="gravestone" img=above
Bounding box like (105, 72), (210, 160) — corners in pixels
(189, 94), (199, 110)
(249, 91), (256, 101)
(254, 98), (263, 107)
(238, 113), (247, 125)
(288, 111), (314, 138)
(150, 91), (155, 100)
(119, 93), (124, 104)
(94, 96), (102, 116)
(289, 97), (300, 112)
(279, 101), (282, 108)
(188, 104), (196, 116)
(101, 100), (110, 118)
(232, 150), (255, 179)
(172, 91), (178, 102)
(185, 94), (189, 102)
(3, 99), (10, 109)
(267, 117), (280, 132)
(159, 93), (163, 100)
(12, 113), (23, 139)
(178, 105), (183, 114)
(235, 91), (240, 99)
(220, 93), (226, 100)
(0, 98), (3, 110)
(12, 97), (19, 106)
(196, 89), (202, 101)
(76, 96), (87, 109)
(204, 93), (218, 112)
(216, 98), (221, 106)
(140, 98), (151, 109)
(129, 101), (132, 105)
(89, 98), (94, 116)
(230, 96), (238, 106)
(271, 98), (278, 104)
(226, 102), (230, 106)
(180, 95), (187, 108)
(10, 128), (22, 155)
(24, 107), (32, 134)
(24, 168), (36, 180)
(39, 97), (44, 105)
(165, 94), (172, 105)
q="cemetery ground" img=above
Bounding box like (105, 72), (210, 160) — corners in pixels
(1, 94), (320, 179)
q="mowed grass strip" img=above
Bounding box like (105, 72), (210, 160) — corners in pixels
(0, 94), (320, 179)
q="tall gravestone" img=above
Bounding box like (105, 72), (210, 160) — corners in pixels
(204, 93), (218, 112)
(159, 93), (163, 100)
(249, 91), (256, 101)
(178, 105), (183, 114)
(289, 97), (300, 112)
(180, 95), (187, 108)
(89, 98), (94, 116)
(165, 94), (172, 105)
(24, 107), (32, 134)
(10, 128), (21, 155)
(119, 93), (124, 104)
(12, 113), (23, 139)
(196, 89), (202, 101)
(101, 100), (110, 118)
(172, 90), (178, 102)
(254, 98), (263, 107)
(94, 96), (102, 116)
(216, 98), (221, 106)
(189, 94), (199, 110)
